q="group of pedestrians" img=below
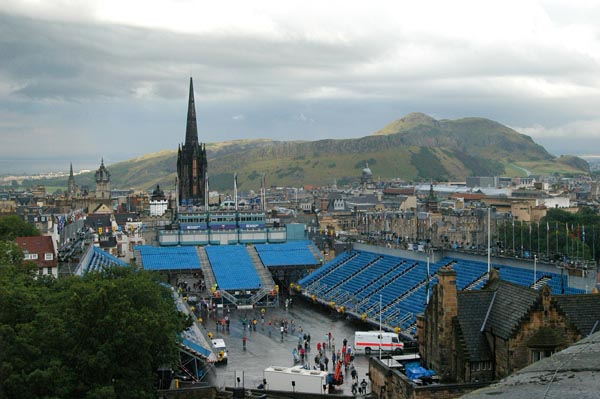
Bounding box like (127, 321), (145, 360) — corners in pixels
(294, 331), (355, 375)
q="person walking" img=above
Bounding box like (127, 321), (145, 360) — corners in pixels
(351, 366), (357, 383)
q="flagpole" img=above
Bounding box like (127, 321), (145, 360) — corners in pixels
(555, 222), (559, 257)
(426, 250), (430, 304)
(234, 173), (238, 211)
(520, 221), (523, 258)
(512, 219), (515, 256)
(593, 227), (596, 263)
(546, 221), (549, 260)
(487, 207), (491, 273)
(379, 294), (382, 359)
(566, 223), (569, 259)
(533, 254), (537, 285)
(537, 222), (540, 256)
(529, 222), (532, 256)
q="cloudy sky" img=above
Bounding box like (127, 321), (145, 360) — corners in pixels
(2, 0), (600, 173)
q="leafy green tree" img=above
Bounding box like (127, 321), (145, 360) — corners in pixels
(0, 240), (24, 266)
(0, 215), (40, 241)
(0, 265), (191, 399)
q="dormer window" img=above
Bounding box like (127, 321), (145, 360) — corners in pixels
(45, 253), (53, 261)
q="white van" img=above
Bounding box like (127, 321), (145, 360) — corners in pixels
(354, 331), (404, 355)
(212, 338), (228, 364)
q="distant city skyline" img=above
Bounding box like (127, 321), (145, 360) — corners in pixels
(2, 0), (600, 172)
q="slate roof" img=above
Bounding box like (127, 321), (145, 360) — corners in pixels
(455, 279), (540, 360)
(85, 214), (112, 230)
(114, 212), (139, 226)
(456, 290), (495, 361)
(483, 279), (540, 340)
(554, 294), (600, 337)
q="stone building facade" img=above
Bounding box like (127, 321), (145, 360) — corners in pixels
(418, 266), (600, 383)
(94, 159), (111, 200)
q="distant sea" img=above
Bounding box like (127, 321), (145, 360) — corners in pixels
(0, 159), (102, 176)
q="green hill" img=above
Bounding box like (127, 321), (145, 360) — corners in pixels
(31, 114), (589, 192)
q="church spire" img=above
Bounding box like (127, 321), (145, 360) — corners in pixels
(185, 77), (198, 146)
(69, 162), (73, 178)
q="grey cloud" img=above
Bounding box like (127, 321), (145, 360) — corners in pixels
(2, 9), (600, 167)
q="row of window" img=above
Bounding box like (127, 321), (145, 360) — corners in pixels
(470, 349), (556, 373)
(24, 253), (54, 261)
(532, 349), (555, 362)
(470, 361), (492, 372)
(37, 267), (55, 275)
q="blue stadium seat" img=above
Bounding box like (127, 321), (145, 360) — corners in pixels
(206, 245), (261, 290)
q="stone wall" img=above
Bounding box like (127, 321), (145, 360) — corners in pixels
(420, 267), (458, 382)
(369, 357), (487, 399)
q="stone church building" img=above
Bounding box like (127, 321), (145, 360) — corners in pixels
(177, 77), (207, 207)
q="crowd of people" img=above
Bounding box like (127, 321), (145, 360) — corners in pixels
(185, 289), (369, 395)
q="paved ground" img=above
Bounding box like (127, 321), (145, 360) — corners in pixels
(199, 294), (373, 396)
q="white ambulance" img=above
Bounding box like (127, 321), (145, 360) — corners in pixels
(354, 331), (404, 355)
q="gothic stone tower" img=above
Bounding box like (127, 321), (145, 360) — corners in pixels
(67, 162), (76, 198)
(95, 158), (111, 200)
(177, 77), (207, 206)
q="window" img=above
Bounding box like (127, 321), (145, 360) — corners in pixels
(531, 349), (555, 363)
(47, 267), (53, 275)
(45, 253), (53, 261)
(25, 253), (39, 260)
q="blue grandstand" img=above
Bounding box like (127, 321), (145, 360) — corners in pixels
(297, 251), (355, 288)
(447, 258), (585, 295)
(75, 245), (128, 276)
(137, 245), (201, 271)
(206, 245), (261, 290)
(297, 249), (586, 335)
(255, 240), (321, 267)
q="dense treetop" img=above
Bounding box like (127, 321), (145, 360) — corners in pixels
(0, 265), (191, 399)
(0, 215), (40, 241)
